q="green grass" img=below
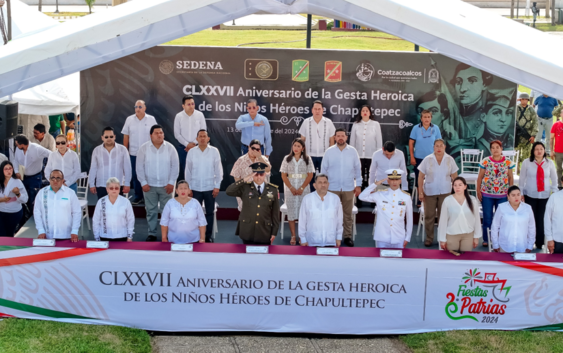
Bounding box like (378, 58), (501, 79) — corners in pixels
(0, 318), (151, 353)
(401, 330), (563, 353)
(165, 29), (429, 51)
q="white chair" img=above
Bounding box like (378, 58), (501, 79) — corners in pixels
(410, 172), (418, 205)
(502, 150), (520, 185)
(416, 201), (425, 238)
(487, 229), (492, 252)
(460, 149), (483, 197)
(201, 202), (219, 239)
(76, 172), (90, 232)
(280, 203), (288, 239)
(352, 205), (358, 241)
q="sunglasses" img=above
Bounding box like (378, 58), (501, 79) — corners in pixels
(134, 105), (144, 109)
(247, 106), (258, 110)
(56, 142), (66, 145)
(50, 177), (63, 181)
(250, 147), (261, 152)
(103, 135), (115, 139)
(108, 187), (120, 191)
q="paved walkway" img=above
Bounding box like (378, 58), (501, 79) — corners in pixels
(151, 335), (411, 353)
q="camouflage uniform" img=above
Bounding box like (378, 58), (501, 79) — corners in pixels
(515, 104), (538, 163)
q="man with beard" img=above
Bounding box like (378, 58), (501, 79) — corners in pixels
(321, 128), (362, 247)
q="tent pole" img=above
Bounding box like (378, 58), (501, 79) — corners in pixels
(306, 14), (312, 48)
(6, 0), (11, 41)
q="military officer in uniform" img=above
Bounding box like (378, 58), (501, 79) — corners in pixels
(226, 162), (280, 245)
(359, 169), (413, 248)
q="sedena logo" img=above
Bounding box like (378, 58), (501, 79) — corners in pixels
(445, 268), (511, 323)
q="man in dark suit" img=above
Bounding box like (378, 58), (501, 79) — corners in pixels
(226, 162), (280, 245)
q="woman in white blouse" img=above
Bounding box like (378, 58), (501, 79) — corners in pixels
(349, 105), (382, 206)
(491, 186), (535, 253)
(519, 141), (558, 250)
(161, 181), (206, 244)
(93, 177), (135, 241)
(0, 161), (28, 237)
(280, 138), (314, 245)
(45, 134), (81, 193)
(438, 177), (481, 254)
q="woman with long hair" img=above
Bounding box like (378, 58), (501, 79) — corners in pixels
(161, 181), (207, 244)
(491, 185), (535, 253)
(476, 140), (514, 247)
(350, 105), (382, 207)
(280, 138), (314, 245)
(0, 160), (28, 237)
(438, 177), (481, 254)
(519, 141), (558, 250)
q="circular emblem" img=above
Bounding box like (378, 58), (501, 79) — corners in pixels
(356, 62), (375, 82)
(159, 60), (174, 75)
(428, 68), (439, 83)
(255, 61), (273, 79)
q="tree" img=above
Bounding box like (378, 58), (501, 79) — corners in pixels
(85, 0), (95, 14)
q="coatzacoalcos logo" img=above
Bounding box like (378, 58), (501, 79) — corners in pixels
(356, 62), (375, 82)
(159, 60), (174, 75)
(445, 269), (511, 323)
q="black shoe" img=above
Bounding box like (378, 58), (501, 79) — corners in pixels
(146, 235), (157, 242)
(206, 238), (214, 243)
(344, 238), (354, 247)
(424, 241), (432, 247)
(132, 198), (144, 205)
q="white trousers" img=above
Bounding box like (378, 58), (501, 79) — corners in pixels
(376, 241), (403, 249)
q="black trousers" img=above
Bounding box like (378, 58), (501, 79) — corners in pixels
(0, 210), (23, 237)
(242, 239), (270, 245)
(554, 241), (563, 254)
(525, 195), (548, 248)
(100, 237), (128, 241)
(192, 190), (214, 242)
(360, 158), (372, 189)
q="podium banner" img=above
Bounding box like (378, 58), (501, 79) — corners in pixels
(0, 246), (562, 333)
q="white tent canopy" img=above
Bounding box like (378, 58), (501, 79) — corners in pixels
(0, 0), (79, 115)
(1, 0), (563, 98)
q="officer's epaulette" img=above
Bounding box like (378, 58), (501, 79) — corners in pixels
(268, 182), (279, 188)
(401, 190), (410, 196)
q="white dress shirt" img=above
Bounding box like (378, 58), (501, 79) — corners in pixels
(519, 158), (558, 199)
(34, 185), (81, 238)
(13, 143), (51, 176)
(160, 198), (207, 244)
(491, 202), (535, 252)
(89, 144), (132, 187)
(253, 181), (265, 194)
(0, 178), (28, 213)
(0, 153), (7, 164)
(121, 114), (157, 156)
(185, 145), (223, 192)
(174, 110), (207, 146)
(93, 195), (135, 240)
(299, 117), (336, 157)
(298, 191), (343, 246)
(545, 190), (563, 243)
(368, 149), (408, 189)
(350, 120), (382, 159)
(359, 184), (413, 244)
(136, 141), (179, 187)
(320, 144), (362, 192)
(418, 153), (459, 196)
(45, 149), (81, 187)
(437, 195), (482, 243)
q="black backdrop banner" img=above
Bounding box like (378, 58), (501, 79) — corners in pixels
(81, 46), (517, 189)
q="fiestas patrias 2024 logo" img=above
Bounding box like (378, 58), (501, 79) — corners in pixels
(445, 269), (511, 323)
